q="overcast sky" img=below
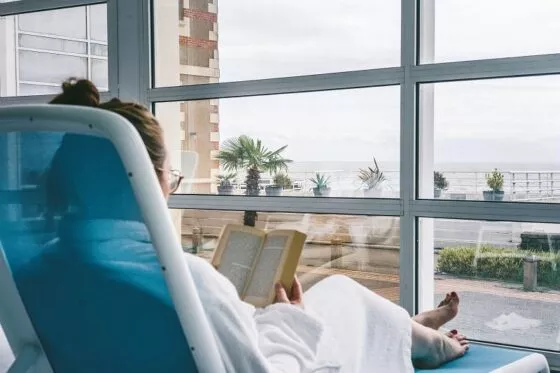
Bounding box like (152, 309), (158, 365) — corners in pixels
(215, 0), (560, 169)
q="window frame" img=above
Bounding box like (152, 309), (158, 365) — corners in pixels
(2, 0), (560, 367)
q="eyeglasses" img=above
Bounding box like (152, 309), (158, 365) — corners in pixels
(156, 168), (184, 194)
(168, 169), (184, 194)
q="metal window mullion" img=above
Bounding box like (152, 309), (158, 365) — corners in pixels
(399, 0), (418, 316)
(0, 91), (113, 106)
(411, 53), (560, 83)
(147, 67), (404, 102)
(106, 0), (118, 96)
(168, 195), (402, 216)
(139, 0), (151, 105)
(86, 4), (92, 81)
(17, 30), (94, 44)
(18, 46), (94, 59)
(111, 0), (150, 106)
(14, 14), (20, 96)
(411, 199), (560, 224)
(18, 81), (64, 87)
(0, 0), (105, 16)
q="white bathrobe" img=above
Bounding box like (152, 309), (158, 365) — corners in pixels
(185, 254), (414, 373)
(0, 253), (413, 373)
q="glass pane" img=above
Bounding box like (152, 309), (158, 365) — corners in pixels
(0, 5), (109, 97)
(0, 330), (13, 373)
(420, 217), (560, 350)
(18, 84), (61, 96)
(420, 0), (560, 63)
(18, 7), (87, 39)
(153, 0), (400, 87)
(91, 43), (108, 57)
(19, 34), (87, 54)
(91, 59), (108, 90)
(19, 51), (87, 84)
(155, 87), (400, 197)
(419, 76), (560, 203)
(176, 209), (400, 302)
(89, 4), (108, 42)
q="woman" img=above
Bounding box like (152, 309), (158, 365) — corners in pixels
(12, 79), (468, 373)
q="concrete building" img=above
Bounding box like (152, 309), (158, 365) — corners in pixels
(178, 0), (220, 194)
(0, 0), (219, 194)
(0, 5), (108, 97)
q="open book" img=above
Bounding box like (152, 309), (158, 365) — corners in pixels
(212, 224), (307, 307)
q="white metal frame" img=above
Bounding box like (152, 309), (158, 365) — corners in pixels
(0, 246), (52, 373)
(2, 0), (560, 369)
(0, 105), (225, 373)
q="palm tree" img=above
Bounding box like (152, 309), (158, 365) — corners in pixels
(217, 135), (291, 226)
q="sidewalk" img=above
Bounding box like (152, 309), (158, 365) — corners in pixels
(435, 275), (560, 304)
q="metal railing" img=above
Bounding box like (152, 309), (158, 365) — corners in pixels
(187, 169), (560, 202)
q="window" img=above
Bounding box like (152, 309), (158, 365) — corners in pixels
(420, 217), (560, 350)
(18, 7), (87, 39)
(0, 4), (108, 97)
(420, 0), (560, 63)
(19, 51), (88, 84)
(174, 209), (400, 302)
(3, 0), (560, 364)
(89, 4), (108, 42)
(156, 87), (400, 197)
(0, 330), (13, 372)
(153, 0), (400, 87)
(419, 76), (560, 203)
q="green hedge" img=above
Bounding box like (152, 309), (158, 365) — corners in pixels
(437, 246), (560, 289)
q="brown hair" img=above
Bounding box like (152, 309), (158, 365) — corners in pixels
(50, 78), (167, 180)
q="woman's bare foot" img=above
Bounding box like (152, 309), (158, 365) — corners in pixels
(438, 292), (453, 308)
(446, 329), (467, 343)
(413, 292), (459, 330)
(412, 323), (469, 369)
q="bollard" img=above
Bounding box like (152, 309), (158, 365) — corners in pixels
(523, 255), (539, 291)
(192, 227), (202, 254)
(330, 238), (343, 268)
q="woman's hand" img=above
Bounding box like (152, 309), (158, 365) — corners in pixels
(274, 277), (304, 308)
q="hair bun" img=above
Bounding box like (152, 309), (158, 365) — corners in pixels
(53, 78), (100, 107)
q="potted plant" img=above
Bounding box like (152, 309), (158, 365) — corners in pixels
(310, 173), (331, 197)
(217, 135), (291, 226)
(265, 173), (293, 196)
(484, 169), (505, 201)
(358, 158), (386, 197)
(216, 173), (236, 195)
(433, 171), (448, 198)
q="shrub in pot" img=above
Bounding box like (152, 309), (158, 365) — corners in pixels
(484, 169), (505, 201)
(358, 158), (386, 197)
(434, 171), (449, 199)
(266, 173), (293, 196)
(217, 135), (291, 226)
(216, 173), (236, 195)
(310, 173), (331, 197)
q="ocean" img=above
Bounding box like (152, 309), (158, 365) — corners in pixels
(251, 161), (560, 199)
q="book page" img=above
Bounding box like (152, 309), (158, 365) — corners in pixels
(244, 234), (288, 300)
(216, 231), (263, 295)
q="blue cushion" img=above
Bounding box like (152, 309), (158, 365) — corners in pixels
(415, 344), (531, 372)
(13, 239), (199, 373)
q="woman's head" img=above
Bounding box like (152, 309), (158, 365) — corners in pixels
(50, 78), (181, 198)
(46, 79), (181, 221)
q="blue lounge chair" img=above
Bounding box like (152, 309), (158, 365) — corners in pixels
(0, 105), (551, 373)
